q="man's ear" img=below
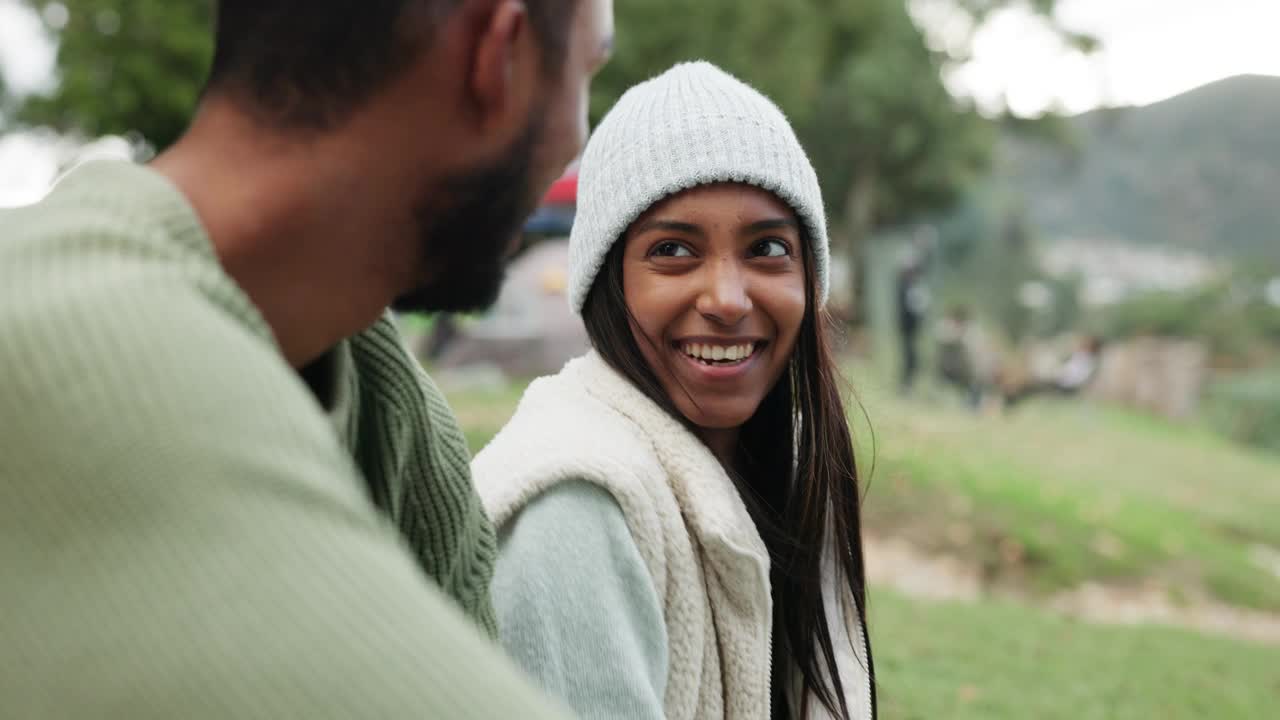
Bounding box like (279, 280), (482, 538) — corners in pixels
(466, 0), (535, 131)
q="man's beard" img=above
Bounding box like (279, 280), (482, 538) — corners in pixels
(392, 112), (547, 315)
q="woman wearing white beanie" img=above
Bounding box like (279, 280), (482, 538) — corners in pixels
(472, 61), (875, 720)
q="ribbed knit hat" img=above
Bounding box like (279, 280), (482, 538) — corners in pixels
(567, 61), (829, 314)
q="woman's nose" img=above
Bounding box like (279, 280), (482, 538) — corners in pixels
(695, 257), (752, 325)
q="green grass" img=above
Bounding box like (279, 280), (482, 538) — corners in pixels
(871, 590), (1280, 719)
(442, 381), (529, 452)
(851, 379), (1280, 611)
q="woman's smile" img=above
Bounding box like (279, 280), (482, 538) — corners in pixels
(672, 338), (769, 381)
(622, 183), (807, 432)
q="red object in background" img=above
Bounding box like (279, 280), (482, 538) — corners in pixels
(542, 171), (577, 206)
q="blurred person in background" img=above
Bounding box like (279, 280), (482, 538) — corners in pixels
(895, 252), (931, 394)
(936, 304), (984, 409)
(473, 62), (876, 720)
(1004, 334), (1104, 408)
(0, 0), (612, 716)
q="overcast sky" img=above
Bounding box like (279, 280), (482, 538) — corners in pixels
(921, 0), (1280, 116)
(0, 0), (55, 97)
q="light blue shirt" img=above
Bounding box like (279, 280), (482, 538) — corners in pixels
(493, 481), (669, 719)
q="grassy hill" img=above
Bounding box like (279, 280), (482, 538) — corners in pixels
(1001, 74), (1280, 264)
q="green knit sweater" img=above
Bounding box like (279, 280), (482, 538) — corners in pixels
(315, 302), (499, 637)
(0, 160), (565, 719)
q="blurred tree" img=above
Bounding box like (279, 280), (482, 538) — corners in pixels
(0, 67), (11, 118)
(805, 1), (991, 321)
(929, 182), (1061, 345)
(991, 205), (1038, 341)
(7, 0), (213, 149)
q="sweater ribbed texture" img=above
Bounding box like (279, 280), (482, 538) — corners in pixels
(342, 317), (500, 635)
(0, 160), (552, 718)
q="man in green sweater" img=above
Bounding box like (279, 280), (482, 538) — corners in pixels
(0, 0), (613, 716)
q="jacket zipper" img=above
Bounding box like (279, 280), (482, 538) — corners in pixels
(855, 608), (876, 719)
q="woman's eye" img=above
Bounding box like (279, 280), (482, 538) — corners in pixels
(651, 241), (693, 258)
(752, 238), (791, 258)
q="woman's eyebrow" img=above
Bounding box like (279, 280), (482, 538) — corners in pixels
(631, 219), (703, 237)
(742, 218), (799, 234)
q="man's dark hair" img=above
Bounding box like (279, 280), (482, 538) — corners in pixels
(206, 0), (577, 128)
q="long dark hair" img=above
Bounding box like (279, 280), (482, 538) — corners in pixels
(581, 223), (876, 720)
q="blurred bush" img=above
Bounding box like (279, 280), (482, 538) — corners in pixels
(1202, 367), (1280, 454)
(1090, 279), (1280, 366)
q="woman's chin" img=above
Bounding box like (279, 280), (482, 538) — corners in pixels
(679, 401), (761, 432)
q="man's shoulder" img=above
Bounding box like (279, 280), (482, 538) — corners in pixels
(1, 161), (194, 249)
(1, 165), (274, 375)
(0, 202), (303, 443)
(1, 228), (263, 374)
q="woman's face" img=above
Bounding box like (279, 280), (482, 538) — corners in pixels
(622, 183), (807, 431)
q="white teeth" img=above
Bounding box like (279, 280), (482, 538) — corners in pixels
(682, 342), (756, 362)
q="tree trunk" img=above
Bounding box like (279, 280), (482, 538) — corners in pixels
(843, 160), (878, 326)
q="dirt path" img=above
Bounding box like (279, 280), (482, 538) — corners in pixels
(863, 534), (1280, 645)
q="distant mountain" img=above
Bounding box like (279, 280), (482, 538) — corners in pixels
(1000, 74), (1280, 265)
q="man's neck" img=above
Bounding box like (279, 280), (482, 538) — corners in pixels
(151, 105), (408, 368)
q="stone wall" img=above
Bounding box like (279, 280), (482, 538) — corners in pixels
(1086, 337), (1209, 420)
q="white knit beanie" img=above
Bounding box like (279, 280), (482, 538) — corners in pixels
(567, 61), (830, 314)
